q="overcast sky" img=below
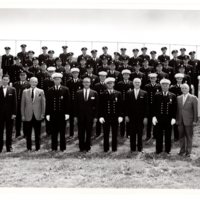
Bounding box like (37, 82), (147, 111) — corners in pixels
(0, 8), (200, 56)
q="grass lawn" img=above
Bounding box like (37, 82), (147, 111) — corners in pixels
(0, 123), (200, 188)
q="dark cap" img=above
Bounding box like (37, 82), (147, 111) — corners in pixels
(102, 55), (108, 60)
(156, 62), (163, 67)
(120, 48), (127, 51)
(150, 51), (157, 55)
(42, 46), (48, 50)
(109, 61), (116, 65)
(135, 61), (141, 67)
(121, 57), (129, 61)
(14, 56), (20, 60)
(86, 64), (93, 69)
(114, 52), (120, 56)
(19, 71), (27, 76)
(141, 47), (147, 51)
(91, 49), (97, 54)
(80, 56), (86, 61)
(4, 47), (11, 50)
(102, 46), (108, 50)
(189, 51), (196, 55)
(81, 47), (87, 51)
(132, 48), (139, 52)
(62, 46), (68, 49)
(161, 47), (167, 51)
(55, 57), (62, 62)
(183, 55), (189, 60)
(20, 44), (27, 48)
(180, 48), (186, 51)
(68, 52), (74, 56)
(28, 50), (35, 54)
(171, 50), (178, 54)
(32, 57), (38, 61)
(48, 50), (55, 54)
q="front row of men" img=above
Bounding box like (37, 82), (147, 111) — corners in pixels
(0, 72), (198, 157)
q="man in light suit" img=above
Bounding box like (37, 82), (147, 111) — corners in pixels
(21, 77), (46, 151)
(176, 83), (198, 157)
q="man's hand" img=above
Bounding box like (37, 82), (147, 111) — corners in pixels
(152, 117), (158, 126)
(143, 118), (148, 126)
(171, 118), (176, 125)
(118, 117), (123, 123)
(46, 115), (50, 121)
(65, 114), (70, 121)
(99, 117), (105, 124)
(125, 116), (130, 123)
(11, 115), (16, 120)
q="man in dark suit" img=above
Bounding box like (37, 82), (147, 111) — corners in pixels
(89, 49), (101, 75)
(66, 68), (83, 138)
(75, 77), (99, 152)
(129, 49), (142, 66)
(0, 74), (17, 152)
(99, 46), (112, 63)
(1, 47), (14, 75)
(125, 78), (148, 153)
(99, 77), (123, 152)
(152, 79), (177, 154)
(13, 72), (30, 138)
(139, 47), (150, 62)
(21, 77), (46, 151)
(59, 46), (69, 66)
(176, 83), (198, 157)
(149, 51), (158, 68)
(77, 47), (92, 64)
(46, 73), (70, 151)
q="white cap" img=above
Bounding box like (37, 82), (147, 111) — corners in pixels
(122, 69), (131, 75)
(105, 77), (115, 84)
(148, 73), (158, 78)
(98, 71), (107, 76)
(52, 73), (63, 79)
(47, 67), (56, 72)
(175, 73), (184, 78)
(160, 78), (171, 84)
(70, 68), (80, 73)
(198, 75), (200, 80)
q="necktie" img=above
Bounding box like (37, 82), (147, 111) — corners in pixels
(31, 88), (34, 101)
(85, 89), (88, 101)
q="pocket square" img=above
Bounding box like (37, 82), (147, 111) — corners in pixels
(91, 97), (95, 99)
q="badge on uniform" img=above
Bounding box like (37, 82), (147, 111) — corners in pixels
(61, 96), (64, 99)
(115, 97), (118, 102)
(91, 97), (95, 100)
(169, 98), (172, 104)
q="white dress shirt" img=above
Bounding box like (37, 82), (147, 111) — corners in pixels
(3, 86), (7, 97)
(83, 88), (90, 100)
(183, 93), (189, 105)
(134, 88), (140, 99)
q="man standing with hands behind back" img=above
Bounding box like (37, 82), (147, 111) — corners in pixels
(176, 83), (198, 157)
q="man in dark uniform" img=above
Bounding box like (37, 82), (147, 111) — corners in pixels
(125, 78), (148, 153)
(129, 49), (142, 66)
(66, 52), (77, 67)
(188, 51), (200, 96)
(97, 56), (109, 73)
(169, 50), (181, 72)
(119, 48), (130, 61)
(118, 57), (133, 72)
(177, 48), (190, 61)
(61, 64), (72, 87)
(28, 57), (41, 76)
(0, 74), (17, 152)
(169, 73), (185, 142)
(36, 63), (49, 90)
(93, 71), (107, 137)
(158, 47), (170, 63)
(24, 51), (35, 67)
(99, 77), (123, 152)
(17, 44), (28, 66)
(78, 56), (88, 77)
(144, 73), (161, 141)
(81, 64), (98, 89)
(113, 52), (122, 70)
(8, 57), (24, 85)
(130, 62), (146, 89)
(116, 69), (133, 137)
(75, 77), (99, 152)
(149, 51), (158, 68)
(99, 46), (112, 62)
(59, 46), (69, 66)
(140, 59), (154, 83)
(107, 61), (121, 83)
(89, 49), (101, 75)
(46, 73), (70, 151)
(152, 78), (177, 154)
(46, 50), (56, 67)
(139, 47), (150, 62)
(38, 46), (49, 65)
(66, 68), (83, 138)
(77, 47), (92, 64)
(155, 62), (169, 83)
(1, 47), (14, 75)
(55, 57), (65, 73)
(178, 64), (192, 89)
(13, 72), (30, 138)
(182, 56), (194, 86)
(162, 59), (175, 83)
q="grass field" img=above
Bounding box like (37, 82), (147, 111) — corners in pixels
(0, 123), (200, 188)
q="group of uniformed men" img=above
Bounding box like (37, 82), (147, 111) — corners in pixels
(0, 44), (199, 155)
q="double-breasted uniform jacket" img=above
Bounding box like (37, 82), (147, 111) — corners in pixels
(94, 82), (107, 96)
(8, 64), (24, 84)
(1, 54), (14, 74)
(36, 71), (50, 90)
(38, 53), (49, 65)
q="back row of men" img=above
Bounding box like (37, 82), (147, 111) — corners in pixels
(1, 45), (200, 97)
(0, 66), (198, 157)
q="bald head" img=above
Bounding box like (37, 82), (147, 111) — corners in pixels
(133, 78), (141, 89)
(181, 83), (190, 95)
(30, 77), (38, 88)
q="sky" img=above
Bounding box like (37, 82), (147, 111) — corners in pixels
(0, 8), (200, 57)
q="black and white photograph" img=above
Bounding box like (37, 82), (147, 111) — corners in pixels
(1, 0), (200, 199)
